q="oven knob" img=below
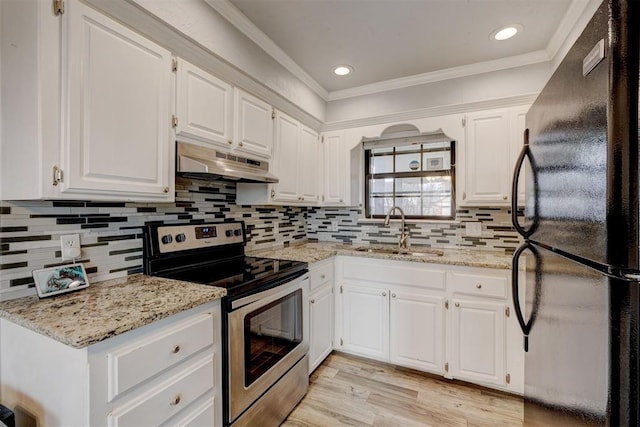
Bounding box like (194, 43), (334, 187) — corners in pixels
(175, 233), (186, 243)
(161, 234), (173, 244)
(225, 230), (234, 237)
(234, 229), (242, 236)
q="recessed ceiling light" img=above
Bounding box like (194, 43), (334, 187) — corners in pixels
(491, 24), (523, 41)
(333, 65), (353, 76)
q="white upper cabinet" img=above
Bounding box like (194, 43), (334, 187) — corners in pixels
(175, 59), (234, 149)
(509, 106), (529, 206)
(235, 89), (274, 159)
(460, 105), (530, 207)
(64, 1), (173, 200)
(1, 0), (174, 201)
(298, 124), (320, 203)
(321, 131), (347, 205)
(272, 111), (301, 202)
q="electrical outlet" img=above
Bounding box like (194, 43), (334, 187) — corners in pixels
(60, 234), (81, 260)
(273, 222), (279, 235)
(331, 221), (339, 232)
(464, 222), (482, 237)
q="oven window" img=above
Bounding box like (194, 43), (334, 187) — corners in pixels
(244, 289), (303, 387)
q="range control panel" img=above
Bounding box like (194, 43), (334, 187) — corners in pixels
(155, 222), (244, 253)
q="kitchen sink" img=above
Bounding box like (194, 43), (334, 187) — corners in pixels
(350, 246), (444, 257)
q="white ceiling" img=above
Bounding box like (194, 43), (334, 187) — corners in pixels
(225, 0), (580, 96)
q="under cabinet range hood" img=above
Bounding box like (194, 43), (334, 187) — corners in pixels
(176, 141), (279, 183)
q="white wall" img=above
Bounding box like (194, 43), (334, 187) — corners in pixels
(325, 62), (551, 124)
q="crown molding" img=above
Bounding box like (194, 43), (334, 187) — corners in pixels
(204, 0), (329, 101)
(545, 0), (595, 60)
(327, 51), (550, 101)
(321, 93), (539, 132)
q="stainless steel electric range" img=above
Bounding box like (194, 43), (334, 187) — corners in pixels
(143, 221), (310, 427)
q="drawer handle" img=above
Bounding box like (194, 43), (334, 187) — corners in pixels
(476, 284), (482, 289)
(455, 302), (460, 307)
(170, 394), (182, 406)
(172, 345), (181, 354)
(310, 299), (315, 304)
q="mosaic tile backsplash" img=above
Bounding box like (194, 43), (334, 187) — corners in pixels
(0, 178), (306, 298)
(307, 206), (523, 252)
(0, 176), (521, 298)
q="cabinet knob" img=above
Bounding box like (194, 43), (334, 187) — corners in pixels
(228, 140), (233, 145)
(310, 299), (315, 304)
(170, 395), (182, 406)
(339, 199), (343, 203)
(455, 302), (460, 307)
(238, 142), (244, 147)
(320, 274), (326, 279)
(382, 292), (387, 297)
(172, 345), (181, 354)
(163, 187), (170, 193)
(502, 196), (508, 200)
(271, 189), (275, 198)
(391, 293), (396, 298)
(476, 284), (482, 289)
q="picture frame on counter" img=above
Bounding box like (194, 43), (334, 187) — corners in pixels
(32, 264), (90, 298)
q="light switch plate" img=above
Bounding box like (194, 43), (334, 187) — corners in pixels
(464, 222), (482, 237)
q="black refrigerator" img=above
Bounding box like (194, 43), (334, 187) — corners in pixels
(510, 0), (639, 425)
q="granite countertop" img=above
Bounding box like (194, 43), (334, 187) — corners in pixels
(247, 242), (513, 269)
(0, 274), (226, 349)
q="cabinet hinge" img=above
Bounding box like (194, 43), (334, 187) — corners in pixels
(171, 115), (178, 128)
(340, 285), (343, 294)
(506, 373), (511, 384)
(340, 338), (343, 346)
(321, 135), (325, 143)
(52, 166), (63, 186)
(462, 117), (466, 127)
(445, 299), (449, 309)
(171, 58), (178, 73)
(505, 306), (510, 317)
(271, 109), (276, 120)
(322, 195), (325, 202)
(463, 192), (467, 200)
(53, 0), (64, 15)
(444, 362), (449, 373)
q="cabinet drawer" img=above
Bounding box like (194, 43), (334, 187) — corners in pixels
(448, 272), (507, 298)
(342, 258), (445, 290)
(108, 312), (214, 400)
(310, 261), (333, 292)
(108, 354), (214, 427)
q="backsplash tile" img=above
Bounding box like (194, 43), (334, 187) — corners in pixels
(0, 178), (306, 297)
(307, 206), (523, 252)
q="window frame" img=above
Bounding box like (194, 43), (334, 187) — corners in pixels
(364, 141), (456, 220)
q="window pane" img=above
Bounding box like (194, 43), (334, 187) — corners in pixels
(369, 196), (394, 216)
(422, 176), (453, 217)
(423, 151), (451, 171)
(372, 155), (393, 173)
(395, 177), (421, 195)
(394, 196), (421, 216)
(396, 153), (421, 172)
(370, 178), (394, 194)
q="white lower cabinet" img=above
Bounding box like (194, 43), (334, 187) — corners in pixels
(335, 256), (523, 394)
(0, 302), (222, 427)
(390, 291), (445, 374)
(308, 259), (335, 373)
(450, 298), (506, 387)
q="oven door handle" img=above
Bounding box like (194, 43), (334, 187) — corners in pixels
(231, 272), (309, 310)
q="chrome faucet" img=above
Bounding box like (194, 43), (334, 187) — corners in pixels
(383, 206), (408, 248)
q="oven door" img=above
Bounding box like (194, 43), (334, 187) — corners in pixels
(227, 273), (309, 423)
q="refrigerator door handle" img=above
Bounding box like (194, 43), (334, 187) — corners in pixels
(511, 129), (538, 237)
(512, 241), (541, 351)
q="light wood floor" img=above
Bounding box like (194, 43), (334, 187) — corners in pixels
(283, 352), (524, 427)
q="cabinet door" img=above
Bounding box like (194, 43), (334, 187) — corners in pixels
(389, 291), (444, 374)
(298, 125), (320, 203)
(176, 59), (233, 148)
(65, 1), (173, 200)
(235, 90), (274, 159)
(272, 111), (300, 202)
(308, 283), (334, 373)
(322, 131), (346, 205)
(463, 110), (510, 205)
(509, 106), (529, 207)
(450, 298), (506, 387)
(341, 283), (389, 360)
